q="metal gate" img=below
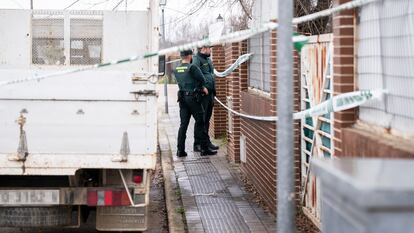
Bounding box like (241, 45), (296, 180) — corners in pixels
(300, 34), (333, 223)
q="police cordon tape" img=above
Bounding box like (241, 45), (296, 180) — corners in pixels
(214, 54), (253, 78)
(214, 89), (387, 121)
(0, 0), (376, 88)
(161, 53), (253, 78)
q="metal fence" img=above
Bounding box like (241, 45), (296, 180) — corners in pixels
(357, 0), (414, 136)
(248, 32), (271, 92)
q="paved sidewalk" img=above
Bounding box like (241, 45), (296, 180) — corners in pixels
(158, 85), (276, 233)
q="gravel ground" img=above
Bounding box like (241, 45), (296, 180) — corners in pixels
(146, 150), (169, 233)
(241, 174), (320, 233)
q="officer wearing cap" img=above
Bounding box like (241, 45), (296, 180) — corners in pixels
(173, 49), (217, 157)
(192, 45), (219, 152)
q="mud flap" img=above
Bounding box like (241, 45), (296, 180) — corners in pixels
(96, 205), (148, 231)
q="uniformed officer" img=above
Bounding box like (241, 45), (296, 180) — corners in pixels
(192, 45), (219, 152)
(174, 49), (217, 157)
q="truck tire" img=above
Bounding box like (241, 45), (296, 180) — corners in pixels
(0, 206), (72, 227)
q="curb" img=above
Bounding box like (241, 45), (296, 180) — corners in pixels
(159, 126), (187, 233)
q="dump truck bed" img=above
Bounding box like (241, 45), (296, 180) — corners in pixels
(0, 69), (157, 175)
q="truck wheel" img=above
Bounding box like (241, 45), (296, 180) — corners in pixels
(0, 206), (72, 227)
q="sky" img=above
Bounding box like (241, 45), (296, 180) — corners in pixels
(162, 0), (241, 41)
(0, 0), (148, 11)
(0, 0), (242, 41)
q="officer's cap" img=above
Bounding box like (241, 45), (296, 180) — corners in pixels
(180, 49), (193, 57)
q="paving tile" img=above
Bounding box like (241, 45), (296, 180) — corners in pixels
(159, 98), (276, 233)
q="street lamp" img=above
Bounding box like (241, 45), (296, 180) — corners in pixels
(216, 14), (223, 22)
(160, 0), (168, 114)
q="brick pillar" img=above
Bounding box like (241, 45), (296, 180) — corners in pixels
(210, 45), (227, 139)
(293, 49), (302, 199)
(239, 41), (248, 92)
(268, 27), (278, 213)
(226, 42), (242, 163)
(332, 0), (357, 157)
(271, 24), (302, 203)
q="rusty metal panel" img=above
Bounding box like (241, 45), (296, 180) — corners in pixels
(300, 34), (333, 222)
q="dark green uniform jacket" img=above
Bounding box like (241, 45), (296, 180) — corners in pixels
(174, 63), (206, 92)
(192, 53), (215, 95)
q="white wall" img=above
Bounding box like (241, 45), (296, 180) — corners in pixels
(103, 11), (150, 72)
(251, 0), (278, 27)
(149, 0), (160, 75)
(357, 0), (414, 136)
(0, 10), (31, 68)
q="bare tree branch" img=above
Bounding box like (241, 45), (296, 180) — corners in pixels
(238, 0), (252, 20)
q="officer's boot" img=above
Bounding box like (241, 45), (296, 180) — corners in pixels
(201, 147), (217, 156)
(176, 151), (188, 157)
(193, 144), (201, 152)
(208, 142), (219, 150)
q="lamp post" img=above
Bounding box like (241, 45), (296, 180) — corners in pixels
(277, 0), (295, 232)
(216, 14), (223, 22)
(160, 0), (168, 114)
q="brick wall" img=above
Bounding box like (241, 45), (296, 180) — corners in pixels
(342, 127), (414, 158)
(210, 25), (302, 214)
(240, 93), (277, 212)
(210, 45), (227, 139)
(332, 0), (357, 157)
(239, 28), (302, 214)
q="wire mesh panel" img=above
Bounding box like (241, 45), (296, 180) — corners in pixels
(70, 17), (103, 65)
(32, 11), (103, 66)
(248, 32), (271, 92)
(357, 0), (414, 136)
(32, 17), (65, 65)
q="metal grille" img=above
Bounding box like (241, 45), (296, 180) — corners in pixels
(227, 96), (233, 133)
(248, 32), (271, 92)
(32, 11), (103, 66)
(70, 17), (103, 65)
(184, 161), (251, 233)
(32, 18), (65, 65)
(357, 0), (414, 136)
(240, 134), (246, 163)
